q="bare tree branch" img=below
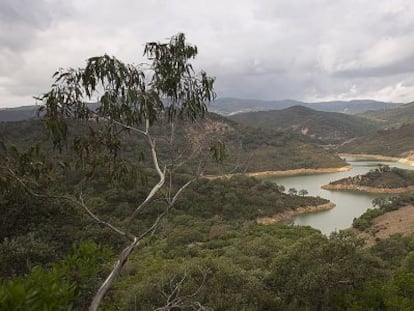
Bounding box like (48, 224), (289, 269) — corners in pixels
(2, 167), (130, 239)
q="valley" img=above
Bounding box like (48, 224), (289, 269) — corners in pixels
(2, 6), (414, 310)
(2, 96), (414, 310)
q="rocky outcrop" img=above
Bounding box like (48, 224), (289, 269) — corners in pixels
(322, 184), (414, 193)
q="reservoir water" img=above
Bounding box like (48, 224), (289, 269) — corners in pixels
(262, 158), (414, 234)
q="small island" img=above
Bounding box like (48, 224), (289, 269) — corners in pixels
(322, 165), (414, 193)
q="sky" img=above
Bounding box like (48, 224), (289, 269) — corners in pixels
(1, 0), (414, 108)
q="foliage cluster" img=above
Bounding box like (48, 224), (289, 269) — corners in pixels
(0, 242), (111, 310)
(109, 223), (414, 311)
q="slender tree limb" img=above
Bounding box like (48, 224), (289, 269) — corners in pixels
(3, 167), (130, 239)
(90, 187), (183, 311)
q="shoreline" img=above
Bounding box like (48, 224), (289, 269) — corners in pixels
(339, 153), (414, 167)
(256, 202), (335, 225)
(204, 165), (352, 179)
(322, 184), (414, 194)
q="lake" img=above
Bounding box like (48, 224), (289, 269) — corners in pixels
(262, 158), (414, 234)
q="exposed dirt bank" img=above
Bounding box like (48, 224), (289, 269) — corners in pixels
(322, 184), (414, 194)
(352, 205), (414, 247)
(204, 166), (352, 180)
(339, 153), (414, 167)
(256, 202), (335, 225)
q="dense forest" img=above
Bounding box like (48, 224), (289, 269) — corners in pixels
(2, 177), (414, 310)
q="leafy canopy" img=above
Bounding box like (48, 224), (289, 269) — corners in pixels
(37, 33), (215, 153)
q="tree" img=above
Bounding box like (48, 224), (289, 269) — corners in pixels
(288, 188), (298, 196)
(298, 189), (308, 197)
(0, 33), (218, 310)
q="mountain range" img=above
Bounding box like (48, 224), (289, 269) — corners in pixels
(0, 97), (401, 122)
(229, 105), (381, 144)
(209, 97), (399, 116)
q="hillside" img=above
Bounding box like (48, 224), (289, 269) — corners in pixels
(0, 114), (347, 176)
(339, 123), (414, 159)
(322, 166), (414, 193)
(3, 114), (414, 311)
(228, 105), (380, 144)
(0, 105), (39, 121)
(358, 101), (414, 128)
(210, 97), (398, 116)
(178, 113), (348, 173)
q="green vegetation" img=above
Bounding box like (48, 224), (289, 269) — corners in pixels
(358, 101), (414, 128)
(200, 115), (347, 173)
(3, 149), (414, 309)
(109, 225), (414, 311)
(229, 105), (380, 144)
(0, 242), (111, 310)
(339, 123), (414, 157)
(327, 165), (414, 189)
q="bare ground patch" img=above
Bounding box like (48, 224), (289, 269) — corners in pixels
(354, 205), (414, 247)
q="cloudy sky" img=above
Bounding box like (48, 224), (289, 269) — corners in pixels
(1, 0), (414, 108)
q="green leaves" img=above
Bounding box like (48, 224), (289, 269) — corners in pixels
(37, 33), (215, 169)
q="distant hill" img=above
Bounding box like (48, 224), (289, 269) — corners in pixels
(0, 105), (39, 122)
(358, 102), (414, 128)
(210, 97), (399, 116)
(1, 98), (399, 121)
(228, 105), (380, 144)
(339, 123), (414, 159)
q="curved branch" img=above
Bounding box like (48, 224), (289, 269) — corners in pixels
(3, 167), (130, 239)
(125, 118), (166, 235)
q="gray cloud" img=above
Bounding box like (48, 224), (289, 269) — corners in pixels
(1, 0), (414, 108)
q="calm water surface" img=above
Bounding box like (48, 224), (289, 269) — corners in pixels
(263, 158), (414, 234)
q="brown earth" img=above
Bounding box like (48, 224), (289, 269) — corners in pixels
(339, 153), (414, 167)
(353, 205), (414, 247)
(204, 165), (352, 180)
(256, 202), (335, 225)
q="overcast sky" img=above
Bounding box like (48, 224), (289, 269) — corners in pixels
(1, 0), (414, 108)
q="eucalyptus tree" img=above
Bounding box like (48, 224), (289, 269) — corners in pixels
(1, 33), (218, 310)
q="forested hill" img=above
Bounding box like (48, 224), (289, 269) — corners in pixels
(189, 112), (347, 173)
(228, 105), (380, 144)
(358, 101), (414, 128)
(0, 113), (347, 175)
(338, 123), (414, 159)
(0, 105), (38, 121)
